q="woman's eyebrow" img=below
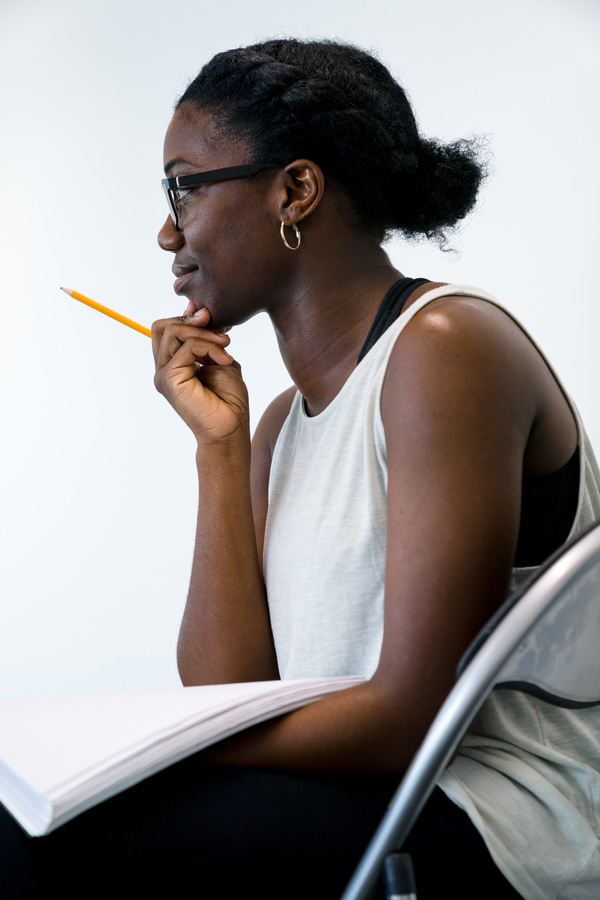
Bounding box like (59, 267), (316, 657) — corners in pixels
(164, 157), (198, 176)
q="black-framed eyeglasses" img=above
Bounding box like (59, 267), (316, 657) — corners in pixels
(161, 163), (279, 229)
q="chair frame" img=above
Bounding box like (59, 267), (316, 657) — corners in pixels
(341, 521), (600, 900)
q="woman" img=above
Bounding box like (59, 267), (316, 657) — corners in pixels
(2, 38), (599, 900)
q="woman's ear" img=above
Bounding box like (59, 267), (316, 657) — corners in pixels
(278, 159), (325, 226)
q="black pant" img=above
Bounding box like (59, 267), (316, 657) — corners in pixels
(0, 756), (522, 899)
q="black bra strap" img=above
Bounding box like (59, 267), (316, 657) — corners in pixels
(357, 277), (431, 364)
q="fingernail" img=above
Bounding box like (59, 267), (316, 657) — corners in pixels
(191, 306), (208, 320)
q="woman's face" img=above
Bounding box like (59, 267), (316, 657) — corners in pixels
(158, 104), (288, 328)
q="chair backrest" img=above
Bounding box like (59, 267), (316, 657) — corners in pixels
(341, 520), (600, 900)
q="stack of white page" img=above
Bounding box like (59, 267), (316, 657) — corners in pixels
(0, 676), (363, 836)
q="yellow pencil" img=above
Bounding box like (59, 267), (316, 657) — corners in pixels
(60, 287), (152, 338)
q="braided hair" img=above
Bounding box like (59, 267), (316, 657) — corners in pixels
(177, 39), (486, 243)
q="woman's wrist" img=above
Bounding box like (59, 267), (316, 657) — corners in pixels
(194, 424), (251, 466)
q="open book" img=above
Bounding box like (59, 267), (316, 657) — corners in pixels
(0, 676), (363, 836)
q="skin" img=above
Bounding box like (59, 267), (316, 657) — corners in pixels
(152, 103), (578, 774)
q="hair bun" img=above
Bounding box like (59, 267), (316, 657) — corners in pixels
(391, 137), (487, 240)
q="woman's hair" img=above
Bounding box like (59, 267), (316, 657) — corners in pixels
(177, 39), (487, 243)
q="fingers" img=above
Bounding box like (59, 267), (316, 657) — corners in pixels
(182, 302), (214, 328)
(151, 305), (250, 440)
(154, 333), (233, 396)
(152, 306), (235, 408)
(179, 303), (231, 334)
(151, 306), (231, 370)
(156, 327), (232, 373)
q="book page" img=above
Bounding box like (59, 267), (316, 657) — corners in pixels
(0, 678), (362, 799)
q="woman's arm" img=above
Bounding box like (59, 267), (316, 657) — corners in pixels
(152, 307), (278, 685)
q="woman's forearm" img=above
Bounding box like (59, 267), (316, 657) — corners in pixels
(201, 677), (428, 775)
(177, 432), (279, 686)
(151, 311), (279, 686)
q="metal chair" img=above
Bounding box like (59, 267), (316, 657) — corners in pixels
(341, 520), (600, 900)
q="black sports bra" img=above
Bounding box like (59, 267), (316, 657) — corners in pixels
(358, 277), (579, 568)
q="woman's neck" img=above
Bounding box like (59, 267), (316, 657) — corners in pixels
(269, 251), (403, 416)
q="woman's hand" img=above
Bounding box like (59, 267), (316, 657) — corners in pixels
(152, 303), (249, 443)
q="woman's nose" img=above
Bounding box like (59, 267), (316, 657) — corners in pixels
(157, 216), (184, 252)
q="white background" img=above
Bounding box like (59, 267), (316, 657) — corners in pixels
(0, 0), (598, 699)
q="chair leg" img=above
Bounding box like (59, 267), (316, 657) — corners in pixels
(383, 852), (417, 900)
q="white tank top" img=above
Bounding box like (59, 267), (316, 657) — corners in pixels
(263, 283), (600, 899)
(264, 283), (600, 679)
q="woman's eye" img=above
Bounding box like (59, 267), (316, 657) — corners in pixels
(174, 188), (192, 203)
(174, 187), (201, 216)
(172, 188), (193, 217)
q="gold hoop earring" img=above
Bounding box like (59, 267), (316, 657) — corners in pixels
(280, 221), (301, 251)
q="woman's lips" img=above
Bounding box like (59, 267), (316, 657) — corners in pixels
(172, 264), (198, 295)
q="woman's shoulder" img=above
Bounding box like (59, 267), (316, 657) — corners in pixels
(393, 283), (545, 384)
(382, 283), (578, 479)
(391, 286), (534, 386)
(378, 282), (524, 374)
(403, 282), (507, 328)
(378, 285), (538, 476)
